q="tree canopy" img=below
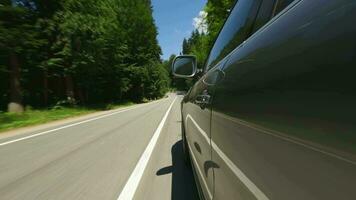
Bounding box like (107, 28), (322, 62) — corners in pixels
(182, 0), (236, 69)
(0, 0), (169, 112)
(171, 0), (235, 91)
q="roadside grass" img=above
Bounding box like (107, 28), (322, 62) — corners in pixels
(0, 101), (135, 133)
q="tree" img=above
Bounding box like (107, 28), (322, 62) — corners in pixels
(0, 0), (39, 112)
(181, 0), (236, 70)
(0, 0), (169, 112)
(182, 38), (190, 54)
(205, 0), (236, 43)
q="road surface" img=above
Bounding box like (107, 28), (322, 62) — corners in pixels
(0, 94), (198, 200)
(1, 93), (355, 200)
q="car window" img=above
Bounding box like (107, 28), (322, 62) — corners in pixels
(205, 0), (262, 71)
(252, 0), (277, 33)
(252, 0), (296, 34)
(273, 0), (295, 16)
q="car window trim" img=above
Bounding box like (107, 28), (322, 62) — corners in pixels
(219, 0), (303, 73)
(203, 0), (239, 73)
(204, 0), (265, 73)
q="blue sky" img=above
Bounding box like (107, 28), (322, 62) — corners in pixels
(152, 0), (207, 60)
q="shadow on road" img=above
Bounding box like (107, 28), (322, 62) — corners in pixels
(156, 140), (199, 200)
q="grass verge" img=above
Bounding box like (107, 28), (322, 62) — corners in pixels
(0, 101), (135, 133)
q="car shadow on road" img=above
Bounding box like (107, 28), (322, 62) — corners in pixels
(156, 140), (199, 200)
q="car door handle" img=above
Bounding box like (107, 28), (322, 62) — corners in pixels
(195, 94), (211, 105)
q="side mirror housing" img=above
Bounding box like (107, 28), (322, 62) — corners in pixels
(172, 55), (197, 78)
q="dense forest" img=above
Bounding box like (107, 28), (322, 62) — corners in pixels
(0, 0), (169, 113)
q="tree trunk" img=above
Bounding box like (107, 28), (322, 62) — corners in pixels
(43, 70), (49, 106)
(8, 53), (24, 113)
(64, 74), (75, 104)
(76, 87), (84, 104)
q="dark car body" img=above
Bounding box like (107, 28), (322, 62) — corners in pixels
(175, 0), (356, 199)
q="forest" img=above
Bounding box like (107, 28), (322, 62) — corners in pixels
(0, 0), (169, 113)
(0, 0), (236, 115)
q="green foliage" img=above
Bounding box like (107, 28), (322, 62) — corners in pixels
(173, 0), (235, 91)
(0, 107), (94, 132)
(0, 99), (136, 132)
(0, 0), (169, 111)
(182, 0), (236, 70)
(205, 0), (236, 44)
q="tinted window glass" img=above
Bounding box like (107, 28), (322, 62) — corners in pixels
(205, 0), (261, 70)
(252, 0), (277, 33)
(252, 0), (296, 34)
(274, 0), (295, 15)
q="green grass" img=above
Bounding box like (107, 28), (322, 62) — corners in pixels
(0, 101), (135, 133)
(102, 101), (135, 110)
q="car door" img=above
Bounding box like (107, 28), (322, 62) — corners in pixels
(206, 0), (292, 199)
(183, 67), (222, 200)
(183, 0), (265, 199)
(211, 0), (356, 200)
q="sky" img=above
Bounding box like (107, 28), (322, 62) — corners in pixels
(151, 0), (207, 60)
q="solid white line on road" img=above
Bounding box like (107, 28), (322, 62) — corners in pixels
(0, 98), (167, 147)
(117, 97), (177, 200)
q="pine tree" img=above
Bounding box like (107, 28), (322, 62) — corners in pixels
(0, 0), (39, 112)
(0, 0), (169, 111)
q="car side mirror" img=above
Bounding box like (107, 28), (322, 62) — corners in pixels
(172, 55), (197, 78)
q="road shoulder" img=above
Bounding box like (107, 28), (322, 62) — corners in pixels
(133, 96), (199, 200)
(0, 98), (166, 141)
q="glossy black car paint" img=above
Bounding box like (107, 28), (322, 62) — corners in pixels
(180, 0), (356, 200)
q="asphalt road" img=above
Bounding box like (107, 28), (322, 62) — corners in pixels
(0, 94), (198, 200)
(2, 92), (354, 200)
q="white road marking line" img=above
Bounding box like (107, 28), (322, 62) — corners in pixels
(186, 114), (269, 200)
(0, 99), (167, 147)
(117, 97), (177, 200)
(216, 113), (356, 166)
